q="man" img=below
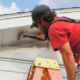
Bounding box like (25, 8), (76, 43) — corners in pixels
(31, 5), (80, 80)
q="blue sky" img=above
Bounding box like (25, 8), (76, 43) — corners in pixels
(0, 0), (80, 15)
(0, 0), (39, 11)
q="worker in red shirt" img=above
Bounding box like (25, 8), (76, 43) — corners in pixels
(31, 5), (80, 80)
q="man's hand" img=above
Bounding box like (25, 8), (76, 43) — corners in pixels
(59, 42), (75, 80)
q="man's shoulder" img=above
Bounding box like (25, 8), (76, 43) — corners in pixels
(49, 16), (64, 30)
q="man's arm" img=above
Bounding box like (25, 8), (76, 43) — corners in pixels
(59, 42), (75, 80)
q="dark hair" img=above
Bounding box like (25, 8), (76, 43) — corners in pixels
(41, 10), (57, 22)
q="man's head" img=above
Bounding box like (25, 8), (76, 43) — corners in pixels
(31, 5), (56, 34)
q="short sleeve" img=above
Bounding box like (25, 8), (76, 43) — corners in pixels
(48, 27), (69, 51)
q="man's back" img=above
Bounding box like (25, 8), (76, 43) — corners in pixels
(48, 16), (80, 63)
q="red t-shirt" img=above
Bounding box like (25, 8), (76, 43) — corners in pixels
(48, 16), (80, 63)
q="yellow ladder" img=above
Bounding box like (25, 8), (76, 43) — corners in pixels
(28, 57), (63, 80)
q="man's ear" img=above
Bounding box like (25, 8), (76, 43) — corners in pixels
(40, 18), (49, 25)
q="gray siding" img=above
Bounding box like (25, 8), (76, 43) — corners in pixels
(0, 46), (67, 80)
